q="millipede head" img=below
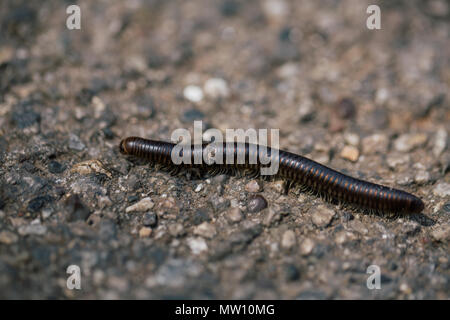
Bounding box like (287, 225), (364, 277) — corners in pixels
(119, 137), (141, 155)
(396, 193), (425, 215)
(407, 195), (425, 214)
(119, 138), (129, 155)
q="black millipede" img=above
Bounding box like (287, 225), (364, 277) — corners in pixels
(119, 136), (425, 216)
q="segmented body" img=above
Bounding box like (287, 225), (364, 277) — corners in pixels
(120, 137), (424, 215)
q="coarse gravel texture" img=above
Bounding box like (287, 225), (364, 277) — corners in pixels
(0, 0), (449, 299)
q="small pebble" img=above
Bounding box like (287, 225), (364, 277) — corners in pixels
(186, 237), (208, 255)
(311, 205), (335, 228)
(142, 212), (157, 227)
(228, 221), (262, 246)
(414, 171), (431, 184)
(263, 207), (282, 226)
(297, 100), (315, 123)
(245, 180), (262, 193)
(349, 220), (368, 235)
(277, 62), (299, 78)
(194, 184), (203, 193)
(433, 128), (447, 157)
(263, 0), (288, 22)
(0, 230), (18, 244)
(204, 78), (230, 99)
(386, 154), (410, 169)
(68, 133), (86, 151)
(102, 127), (114, 139)
(209, 196), (230, 212)
(335, 98), (356, 119)
(41, 208), (53, 219)
(394, 133), (428, 152)
(299, 238), (315, 256)
(362, 134), (389, 154)
(335, 231), (346, 244)
(193, 222), (216, 239)
(344, 133), (360, 147)
(247, 195), (268, 213)
(340, 145), (359, 162)
(431, 225), (450, 242)
(158, 196), (177, 210)
(399, 283), (412, 295)
(128, 195), (139, 203)
(48, 161), (65, 174)
(71, 159), (111, 177)
(168, 223), (184, 237)
(335, 231), (353, 245)
(269, 180), (285, 194)
(396, 173), (414, 186)
(183, 85), (204, 103)
(281, 230), (296, 249)
(126, 197), (154, 213)
(433, 183), (450, 197)
(193, 207), (211, 225)
(18, 223), (47, 236)
(375, 88), (390, 104)
(226, 207), (243, 223)
(139, 227), (152, 238)
(97, 196), (112, 209)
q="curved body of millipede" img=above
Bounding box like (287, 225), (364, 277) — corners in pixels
(119, 136), (424, 215)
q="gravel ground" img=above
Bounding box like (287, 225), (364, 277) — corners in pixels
(0, 0), (449, 299)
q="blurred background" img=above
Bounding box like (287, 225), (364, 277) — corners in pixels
(0, 0), (448, 299)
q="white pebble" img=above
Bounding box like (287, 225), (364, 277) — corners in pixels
(186, 237), (208, 255)
(311, 205), (335, 228)
(281, 230), (296, 249)
(433, 183), (450, 197)
(300, 238), (315, 255)
(394, 133), (428, 152)
(263, 0), (288, 21)
(194, 184), (203, 193)
(375, 88), (390, 104)
(344, 133), (360, 146)
(276, 62), (299, 78)
(433, 128), (447, 157)
(125, 197), (154, 213)
(183, 85), (204, 103)
(193, 222), (216, 239)
(362, 134), (389, 154)
(42, 208), (53, 219)
(414, 171), (431, 184)
(204, 78), (229, 99)
(18, 224), (47, 236)
(245, 180), (262, 193)
(226, 208), (243, 223)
